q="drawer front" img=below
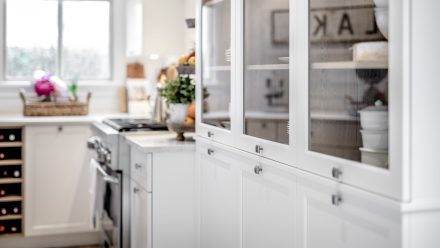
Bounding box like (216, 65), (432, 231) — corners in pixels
(130, 148), (152, 192)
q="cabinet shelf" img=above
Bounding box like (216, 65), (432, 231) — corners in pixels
(247, 64), (289, 71)
(312, 61), (388, 70)
(0, 178), (23, 184)
(310, 112), (360, 122)
(0, 196), (23, 203)
(0, 142), (22, 148)
(0, 160), (22, 166)
(0, 215), (22, 221)
(208, 66), (231, 71)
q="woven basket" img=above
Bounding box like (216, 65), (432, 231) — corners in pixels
(19, 89), (92, 116)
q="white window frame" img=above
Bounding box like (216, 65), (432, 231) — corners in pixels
(0, 0), (126, 87)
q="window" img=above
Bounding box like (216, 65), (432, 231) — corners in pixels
(4, 0), (111, 80)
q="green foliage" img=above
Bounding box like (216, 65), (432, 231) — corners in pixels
(160, 75), (196, 104)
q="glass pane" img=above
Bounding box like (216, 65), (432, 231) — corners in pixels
(243, 0), (290, 144)
(308, 0), (389, 169)
(6, 0), (58, 79)
(62, 1), (111, 79)
(201, 0), (231, 130)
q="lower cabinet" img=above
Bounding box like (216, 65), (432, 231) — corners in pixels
(131, 180), (152, 248)
(196, 139), (402, 248)
(24, 125), (93, 236)
(296, 174), (401, 248)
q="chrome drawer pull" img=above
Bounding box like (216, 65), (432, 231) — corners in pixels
(332, 168), (342, 180)
(135, 163), (142, 169)
(207, 149), (214, 155)
(331, 194), (342, 206)
(133, 187), (140, 194)
(207, 131), (214, 138)
(254, 165), (263, 175)
(255, 145), (263, 154)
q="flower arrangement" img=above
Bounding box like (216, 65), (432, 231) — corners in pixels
(32, 70), (78, 102)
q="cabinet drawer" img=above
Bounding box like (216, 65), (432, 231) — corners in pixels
(130, 148), (152, 192)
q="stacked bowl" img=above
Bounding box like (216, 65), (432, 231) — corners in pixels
(358, 103), (389, 168)
(374, 0), (389, 39)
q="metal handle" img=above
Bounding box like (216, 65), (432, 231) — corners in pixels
(255, 145), (263, 154)
(207, 131), (214, 138)
(331, 194), (342, 206)
(207, 149), (214, 155)
(96, 162), (119, 184)
(58, 126), (63, 132)
(254, 165), (263, 175)
(332, 168), (343, 180)
(135, 163), (143, 170)
(133, 187), (140, 194)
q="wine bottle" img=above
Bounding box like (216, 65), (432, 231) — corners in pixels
(0, 134), (4, 141)
(13, 170), (20, 178)
(8, 134), (15, 141)
(0, 225), (5, 233)
(2, 169), (8, 177)
(10, 226), (17, 233)
(0, 189), (6, 196)
(12, 207), (19, 214)
(0, 208), (7, 215)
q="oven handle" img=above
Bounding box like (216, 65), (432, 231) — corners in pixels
(96, 163), (120, 184)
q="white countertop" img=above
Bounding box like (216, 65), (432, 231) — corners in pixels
(125, 132), (196, 153)
(0, 113), (129, 125)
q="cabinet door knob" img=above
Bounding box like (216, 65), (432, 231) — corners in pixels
(255, 145), (263, 154)
(133, 187), (140, 194)
(207, 149), (214, 155)
(207, 131), (214, 138)
(254, 165), (263, 175)
(331, 194), (342, 206)
(135, 163), (142, 170)
(332, 168), (342, 180)
(58, 126), (63, 132)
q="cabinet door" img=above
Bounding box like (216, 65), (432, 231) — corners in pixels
(196, 0), (235, 144)
(131, 181), (152, 248)
(294, 0), (408, 199)
(236, 0), (293, 165)
(296, 173), (401, 248)
(197, 141), (240, 248)
(240, 157), (296, 248)
(24, 125), (93, 236)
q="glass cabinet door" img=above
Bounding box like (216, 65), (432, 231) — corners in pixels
(308, 0), (389, 169)
(201, 0), (232, 130)
(242, 0), (290, 145)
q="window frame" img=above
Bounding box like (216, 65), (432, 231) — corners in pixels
(0, 0), (126, 85)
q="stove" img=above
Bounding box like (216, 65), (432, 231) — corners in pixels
(103, 118), (168, 132)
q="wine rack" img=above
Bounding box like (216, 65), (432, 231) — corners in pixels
(0, 127), (23, 237)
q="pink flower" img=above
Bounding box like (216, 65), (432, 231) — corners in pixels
(34, 78), (55, 97)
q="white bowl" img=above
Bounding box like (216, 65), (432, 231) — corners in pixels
(353, 41), (388, 62)
(360, 148), (388, 168)
(375, 7), (389, 39)
(360, 129), (388, 150)
(359, 106), (388, 131)
(374, 0), (389, 7)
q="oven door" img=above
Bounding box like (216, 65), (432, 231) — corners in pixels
(95, 162), (123, 248)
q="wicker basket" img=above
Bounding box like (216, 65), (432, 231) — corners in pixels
(19, 89), (92, 116)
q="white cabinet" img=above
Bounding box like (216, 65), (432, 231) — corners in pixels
(197, 142), (240, 248)
(24, 125), (93, 236)
(240, 157), (296, 248)
(296, 172), (401, 248)
(131, 180), (152, 248)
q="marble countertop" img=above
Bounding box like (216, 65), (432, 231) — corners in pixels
(0, 113), (129, 125)
(125, 132), (196, 153)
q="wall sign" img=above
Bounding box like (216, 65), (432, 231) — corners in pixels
(310, 6), (385, 43)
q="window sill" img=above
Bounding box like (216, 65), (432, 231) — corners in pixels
(0, 80), (123, 89)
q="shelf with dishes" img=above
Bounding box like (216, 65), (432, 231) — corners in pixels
(247, 64), (289, 71)
(312, 61), (388, 70)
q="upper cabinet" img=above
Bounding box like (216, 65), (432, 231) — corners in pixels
(197, 0), (234, 144)
(197, 0), (409, 199)
(294, 0), (408, 200)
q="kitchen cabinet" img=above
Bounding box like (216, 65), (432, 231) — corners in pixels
(24, 125), (93, 236)
(127, 134), (196, 248)
(296, 172), (401, 248)
(197, 141), (240, 248)
(131, 180), (152, 248)
(240, 156), (296, 248)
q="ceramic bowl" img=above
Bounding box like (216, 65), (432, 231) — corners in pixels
(353, 41), (388, 62)
(359, 106), (388, 130)
(360, 147), (389, 168)
(375, 7), (389, 39)
(361, 129), (389, 150)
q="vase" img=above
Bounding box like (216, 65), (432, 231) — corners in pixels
(169, 103), (189, 123)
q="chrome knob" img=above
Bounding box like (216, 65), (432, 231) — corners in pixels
(135, 163), (142, 170)
(255, 145), (263, 154)
(254, 165), (263, 175)
(207, 131), (214, 138)
(133, 187), (140, 194)
(331, 194), (342, 206)
(332, 168), (343, 180)
(207, 149), (214, 155)
(87, 136), (102, 150)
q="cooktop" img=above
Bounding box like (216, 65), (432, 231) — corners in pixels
(103, 118), (169, 132)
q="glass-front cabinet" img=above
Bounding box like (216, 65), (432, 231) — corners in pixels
(295, 0), (406, 200)
(197, 0), (234, 143)
(237, 0), (293, 164)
